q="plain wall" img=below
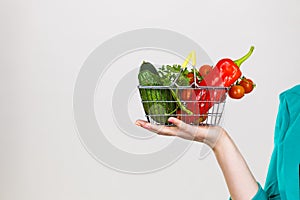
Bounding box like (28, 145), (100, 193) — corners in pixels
(1, 0), (300, 199)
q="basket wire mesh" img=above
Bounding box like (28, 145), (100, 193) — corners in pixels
(138, 52), (227, 126)
(138, 85), (228, 126)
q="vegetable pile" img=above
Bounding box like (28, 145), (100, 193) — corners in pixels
(138, 46), (256, 125)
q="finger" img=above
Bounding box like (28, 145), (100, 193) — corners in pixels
(167, 117), (198, 140)
(135, 119), (177, 136)
(168, 117), (212, 141)
(167, 117), (196, 135)
(135, 119), (148, 127)
(168, 117), (202, 133)
(167, 117), (185, 128)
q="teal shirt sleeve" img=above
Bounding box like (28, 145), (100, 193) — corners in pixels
(252, 183), (270, 199)
(229, 183), (269, 200)
(229, 85), (300, 200)
(253, 85), (300, 200)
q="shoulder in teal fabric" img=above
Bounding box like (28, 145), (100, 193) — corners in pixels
(260, 84), (300, 200)
(275, 84), (300, 200)
(231, 85), (300, 200)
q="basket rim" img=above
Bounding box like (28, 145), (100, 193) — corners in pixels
(138, 85), (229, 90)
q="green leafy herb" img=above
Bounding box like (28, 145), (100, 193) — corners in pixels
(157, 64), (190, 86)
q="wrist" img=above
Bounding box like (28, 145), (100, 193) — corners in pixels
(212, 129), (231, 153)
(202, 126), (228, 149)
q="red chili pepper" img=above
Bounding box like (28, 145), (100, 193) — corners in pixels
(181, 46), (254, 124)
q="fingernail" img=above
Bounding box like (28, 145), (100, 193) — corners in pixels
(168, 117), (174, 123)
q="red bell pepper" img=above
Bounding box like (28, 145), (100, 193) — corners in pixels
(180, 46), (254, 124)
(200, 46), (254, 87)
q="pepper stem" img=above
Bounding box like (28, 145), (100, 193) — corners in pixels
(234, 46), (255, 67)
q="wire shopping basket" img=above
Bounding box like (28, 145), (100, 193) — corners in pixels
(138, 85), (228, 126)
(137, 51), (228, 126)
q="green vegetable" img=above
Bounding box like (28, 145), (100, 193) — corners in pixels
(158, 64), (190, 86)
(157, 64), (193, 114)
(138, 69), (161, 86)
(139, 61), (159, 75)
(138, 66), (177, 124)
(138, 62), (194, 124)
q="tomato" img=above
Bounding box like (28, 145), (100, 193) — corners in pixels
(239, 78), (255, 94)
(180, 89), (192, 101)
(199, 65), (212, 78)
(229, 85), (245, 99)
(186, 72), (195, 85)
(176, 109), (182, 120)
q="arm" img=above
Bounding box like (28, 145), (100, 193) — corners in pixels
(135, 117), (259, 200)
(213, 130), (259, 200)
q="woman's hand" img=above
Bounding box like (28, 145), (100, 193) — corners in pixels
(135, 117), (226, 149)
(135, 117), (259, 199)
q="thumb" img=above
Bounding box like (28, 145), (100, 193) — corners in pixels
(168, 117), (198, 140)
(168, 117), (185, 128)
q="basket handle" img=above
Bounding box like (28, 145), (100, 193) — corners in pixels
(182, 50), (196, 69)
(170, 50), (197, 86)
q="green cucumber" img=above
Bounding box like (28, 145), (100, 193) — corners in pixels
(138, 63), (177, 124)
(139, 61), (159, 75)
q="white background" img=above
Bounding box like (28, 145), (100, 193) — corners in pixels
(1, 0), (300, 199)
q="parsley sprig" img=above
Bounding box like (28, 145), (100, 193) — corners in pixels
(157, 64), (190, 86)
